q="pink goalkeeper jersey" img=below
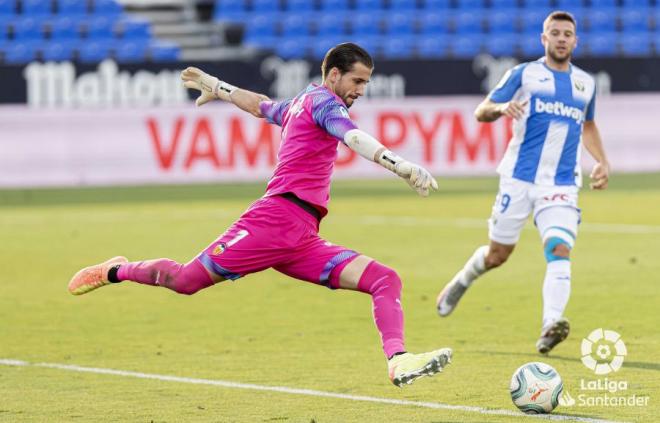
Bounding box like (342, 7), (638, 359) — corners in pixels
(259, 83), (358, 218)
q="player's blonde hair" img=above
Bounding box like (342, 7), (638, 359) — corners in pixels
(543, 11), (577, 32)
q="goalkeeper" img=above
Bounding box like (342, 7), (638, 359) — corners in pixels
(68, 43), (452, 387)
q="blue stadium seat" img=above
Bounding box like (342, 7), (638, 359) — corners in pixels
(590, 0), (617, 8)
(319, 0), (349, 11)
(655, 10), (660, 31)
(316, 13), (346, 36)
(416, 36), (449, 58)
(243, 33), (278, 48)
(13, 17), (45, 40)
(92, 0), (122, 16)
(390, 0), (417, 10)
(351, 12), (382, 35)
(520, 9), (551, 33)
(521, 0), (551, 8)
(382, 35), (414, 58)
(49, 16), (79, 40)
(424, 0), (451, 9)
(245, 13), (277, 38)
(57, 0), (88, 16)
(622, 0), (650, 7)
(488, 9), (519, 34)
(451, 34), (482, 57)
(620, 32), (652, 56)
(453, 10), (484, 34)
(420, 12), (449, 34)
(285, 0), (315, 12)
(43, 40), (76, 60)
(213, 0), (247, 21)
(654, 33), (660, 54)
(276, 37), (308, 59)
(149, 40), (180, 62)
(518, 36), (544, 57)
(386, 12), (415, 35)
(252, 0), (280, 13)
(85, 16), (115, 39)
(587, 8), (617, 33)
(0, 0), (15, 15)
(119, 18), (151, 40)
(585, 32), (617, 56)
(4, 41), (38, 63)
(23, 0), (52, 16)
(352, 35), (381, 56)
(621, 9), (650, 32)
(281, 13), (311, 37)
(355, 0), (382, 11)
(115, 40), (147, 62)
(311, 36), (342, 59)
(491, 0), (518, 8)
(455, 0), (483, 9)
(485, 33), (517, 56)
(555, 0), (584, 8)
(78, 38), (113, 62)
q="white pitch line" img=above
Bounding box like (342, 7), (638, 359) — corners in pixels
(0, 359), (626, 423)
(341, 215), (660, 235)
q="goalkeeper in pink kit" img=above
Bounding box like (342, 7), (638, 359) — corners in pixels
(69, 43), (451, 387)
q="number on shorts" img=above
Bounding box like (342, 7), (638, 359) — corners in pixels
(500, 193), (511, 213)
(226, 229), (249, 247)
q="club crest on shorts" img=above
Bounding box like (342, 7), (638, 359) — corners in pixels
(213, 243), (227, 255)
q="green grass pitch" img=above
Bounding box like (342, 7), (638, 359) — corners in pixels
(1, 174), (658, 422)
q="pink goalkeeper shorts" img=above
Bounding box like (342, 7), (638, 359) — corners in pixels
(197, 195), (359, 289)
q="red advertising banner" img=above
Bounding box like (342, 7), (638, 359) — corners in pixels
(0, 95), (657, 188)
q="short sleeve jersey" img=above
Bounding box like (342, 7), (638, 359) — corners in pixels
(489, 58), (596, 186)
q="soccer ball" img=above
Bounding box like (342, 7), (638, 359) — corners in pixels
(510, 362), (563, 414)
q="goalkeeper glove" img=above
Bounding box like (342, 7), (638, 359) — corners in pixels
(180, 67), (237, 106)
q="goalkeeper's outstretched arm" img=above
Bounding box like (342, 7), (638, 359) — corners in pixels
(343, 128), (438, 197)
(180, 67), (269, 118)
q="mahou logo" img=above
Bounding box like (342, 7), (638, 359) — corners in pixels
(581, 328), (627, 375)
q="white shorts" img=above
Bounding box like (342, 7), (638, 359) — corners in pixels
(488, 176), (580, 245)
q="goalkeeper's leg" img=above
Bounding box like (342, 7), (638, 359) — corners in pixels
(338, 256), (453, 387)
(68, 257), (215, 296)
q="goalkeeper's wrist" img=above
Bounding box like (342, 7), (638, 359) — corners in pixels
(375, 148), (404, 173)
(213, 80), (238, 102)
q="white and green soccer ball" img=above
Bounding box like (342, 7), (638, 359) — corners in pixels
(510, 362), (563, 414)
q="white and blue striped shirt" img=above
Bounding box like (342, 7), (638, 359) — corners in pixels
(489, 58), (596, 187)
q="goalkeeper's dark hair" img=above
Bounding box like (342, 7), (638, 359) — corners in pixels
(544, 11), (577, 32)
(321, 43), (373, 80)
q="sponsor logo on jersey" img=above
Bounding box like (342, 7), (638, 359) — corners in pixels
(574, 80), (585, 92)
(535, 98), (584, 124)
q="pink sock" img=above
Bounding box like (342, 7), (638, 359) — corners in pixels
(116, 258), (214, 295)
(357, 261), (406, 359)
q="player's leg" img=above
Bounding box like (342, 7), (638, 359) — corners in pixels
(338, 257), (452, 387)
(276, 240), (451, 387)
(68, 196), (300, 296)
(534, 204), (579, 353)
(437, 176), (531, 316)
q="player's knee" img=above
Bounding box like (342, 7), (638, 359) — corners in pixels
(485, 251), (509, 268)
(170, 263), (209, 295)
(359, 262), (402, 295)
(544, 237), (572, 262)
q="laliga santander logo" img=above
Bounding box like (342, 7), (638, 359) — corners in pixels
(581, 328), (627, 375)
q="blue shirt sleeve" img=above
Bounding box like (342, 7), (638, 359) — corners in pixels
(260, 99), (292, 126)
(585, 90), (596, 121)
(488, 64), (526, 103)
(311, 93), (358, 142)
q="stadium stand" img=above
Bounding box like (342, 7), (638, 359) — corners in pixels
(210, 0), (660, 60)
(0, 0), (181, 63)
(1, 0), (659, 63)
